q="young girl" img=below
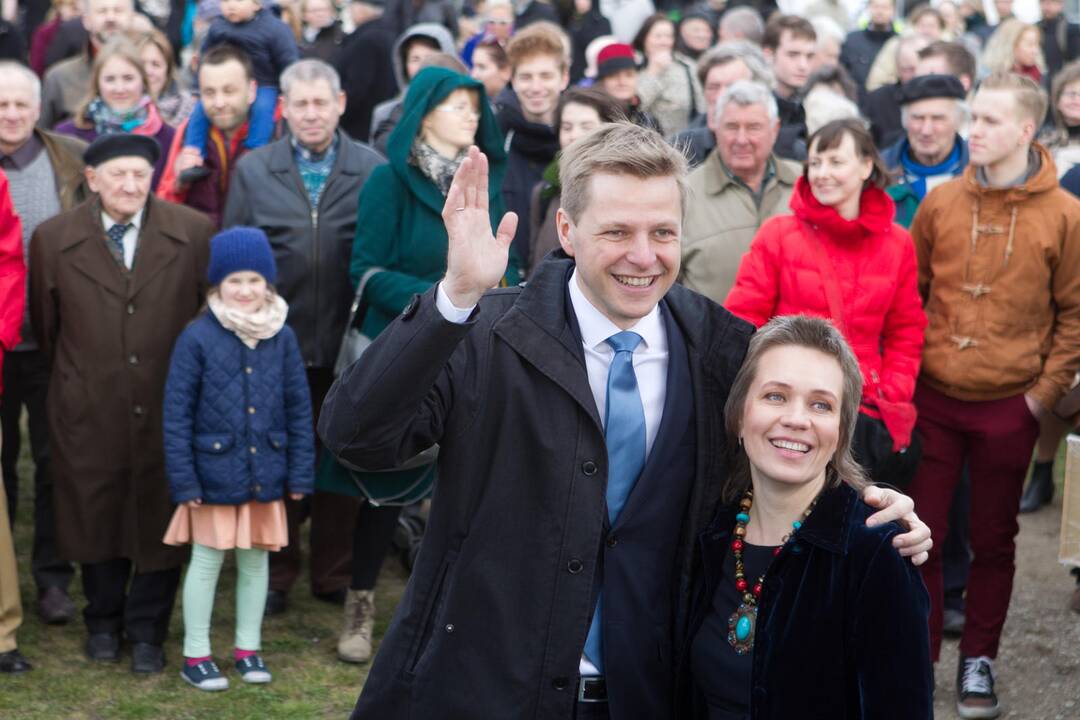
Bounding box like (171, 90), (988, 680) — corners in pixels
(163, 227), (314, 691)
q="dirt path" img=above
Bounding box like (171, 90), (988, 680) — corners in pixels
(932, 497), (1080, 720)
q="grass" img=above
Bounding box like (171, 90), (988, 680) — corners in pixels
(1, 420), (407, 719)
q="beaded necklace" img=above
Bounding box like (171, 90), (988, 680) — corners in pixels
(726, 488), (818, 655)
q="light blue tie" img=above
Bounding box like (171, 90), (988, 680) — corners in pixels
(583, 331), (647, 673)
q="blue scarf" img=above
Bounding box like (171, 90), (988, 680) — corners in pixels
(899, 140), (964, 201)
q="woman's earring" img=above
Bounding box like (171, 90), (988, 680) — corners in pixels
(737, 437), (744, 448)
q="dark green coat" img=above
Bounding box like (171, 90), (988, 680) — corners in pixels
(325, 68), (510, 499)
(349, 66), (512, 338)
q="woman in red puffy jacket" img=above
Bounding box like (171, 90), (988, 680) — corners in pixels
(725, 117), (927, 487)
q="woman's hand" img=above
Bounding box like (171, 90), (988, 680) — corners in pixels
(863, 486), (932, 565)
(441, 146), (518, 308)
(289, 492), (304, 501)
(646, 49), (673, 75)
(185, 498), (203, 508)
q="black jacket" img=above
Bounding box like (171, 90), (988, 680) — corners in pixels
(1040, 16), (1080, 81)
(677, 483), (934, 719)
(496, 87), (560, 265)
(333, 17), (399, 142)
(840, 27), (894, 96)
(862, 81), (904, 150)
(318, 255), (753, 719)
(774, 92), (807, 161)
(222, 133), (386, 369)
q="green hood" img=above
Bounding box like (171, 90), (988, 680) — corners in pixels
(386, 67), (506, 213)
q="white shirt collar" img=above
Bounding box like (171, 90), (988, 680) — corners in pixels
(567, 268), (666, 353)
(101, 207), (144, 232)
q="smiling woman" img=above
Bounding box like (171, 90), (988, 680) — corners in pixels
(678, 315), (933, 720)
(52, 37), (175, 190)
(725, 118), (927, 490)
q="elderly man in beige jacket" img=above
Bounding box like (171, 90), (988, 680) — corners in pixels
(679, 79), (801, 304)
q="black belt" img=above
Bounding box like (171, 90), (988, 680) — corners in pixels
(578, 676), (608, 703)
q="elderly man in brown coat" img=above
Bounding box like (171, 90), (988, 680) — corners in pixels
(29, 134), (213, 675)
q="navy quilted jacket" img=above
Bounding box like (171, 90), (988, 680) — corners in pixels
(163, 311), (315, 505)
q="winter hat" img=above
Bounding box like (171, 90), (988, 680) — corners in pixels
(596, 43), (637, 80)
(208, 227), (277, 286)
(899, 74), (966, 105)
(83, 133), (160, 167)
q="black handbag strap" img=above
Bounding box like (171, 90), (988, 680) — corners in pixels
(344, 266), (385, 329)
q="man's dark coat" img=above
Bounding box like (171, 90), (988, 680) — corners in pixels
(222, 133), (386, 368)
(29, 196), (213, 571)
(318, 255), (753, 718)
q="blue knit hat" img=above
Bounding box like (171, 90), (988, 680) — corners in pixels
(208, 227), (277, 286)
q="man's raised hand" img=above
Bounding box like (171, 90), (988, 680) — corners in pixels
(441, 146), (518, 308)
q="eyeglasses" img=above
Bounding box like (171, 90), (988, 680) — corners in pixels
(485, 17), (512, 25)
(436, 102), (481, 118)
(1061, 91), (1080, 101)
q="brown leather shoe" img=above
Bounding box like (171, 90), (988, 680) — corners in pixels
(1070, 585), (1080, 615)
(37, 586), (76, 625)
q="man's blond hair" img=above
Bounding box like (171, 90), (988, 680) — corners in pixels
(559, 122), (688, 223)
(977, 71), (1048, 126)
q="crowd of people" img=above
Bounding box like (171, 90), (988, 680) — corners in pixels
(0, 0), (1075, 718)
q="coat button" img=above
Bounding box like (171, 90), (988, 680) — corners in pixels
(128, 353), (138, 365)
(606, 535), (618, 548)
(253, 484), (261, 493)
(552, 677), (569, 691)
(212, 442), (222, 450)
(444, 623), (454, 633)
(250, 446), (257, 454)
(245, 366), (253, 374)
(582, 461), (597, 476)
(567, 558), (584, 574)
(133, 405), (144, 416)
(248, 406), (256, 414)
(126, 303), (135, 315)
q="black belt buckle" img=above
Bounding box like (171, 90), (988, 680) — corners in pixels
(578, 676), (607, 703)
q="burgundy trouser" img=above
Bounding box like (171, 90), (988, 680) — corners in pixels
(909, 382), (1039, 661)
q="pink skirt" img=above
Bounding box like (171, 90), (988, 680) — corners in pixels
(163, 500), (288, 552)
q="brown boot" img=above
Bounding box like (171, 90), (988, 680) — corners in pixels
(337, 589), (376, 663)
(1070, 585), (1080, 615)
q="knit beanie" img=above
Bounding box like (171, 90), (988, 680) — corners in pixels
(208, 227), (277, 286)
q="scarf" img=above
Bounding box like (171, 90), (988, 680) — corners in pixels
(409, 140), (466, 195)
(899, 140), (964, 201)
(86, 95), (163, 137)
(207, 290), (290, 349)
(292, 133), (339, 208)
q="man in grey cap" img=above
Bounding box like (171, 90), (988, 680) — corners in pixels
(29, 134), (213, 674)
(881, 73), (969, 227)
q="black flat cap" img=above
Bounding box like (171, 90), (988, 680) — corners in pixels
(900, 74), (967, 105)
(83, 134), (161, 168)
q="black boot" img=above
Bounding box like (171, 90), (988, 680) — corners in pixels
(1019, 461), (1054, 513)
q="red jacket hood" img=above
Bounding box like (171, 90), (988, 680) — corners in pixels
(790, 176), (896, 239)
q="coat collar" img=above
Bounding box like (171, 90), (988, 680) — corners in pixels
(702, 151), (799, 198)
(704, 482), (859, 556)
(60, 196), (187, 299)
(267, 131), (369, 209)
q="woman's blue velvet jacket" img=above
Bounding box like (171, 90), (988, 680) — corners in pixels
(676, 482), (933, 719)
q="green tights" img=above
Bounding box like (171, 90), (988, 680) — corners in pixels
(182, 543), (268, 658)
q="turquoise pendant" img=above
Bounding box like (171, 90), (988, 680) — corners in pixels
(726, 602), (757, 655)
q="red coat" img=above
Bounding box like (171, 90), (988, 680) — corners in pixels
(0, 169), (24, 398)
(725, 178), (927, 449)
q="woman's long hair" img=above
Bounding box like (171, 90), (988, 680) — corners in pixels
(982, 18), (1045, 75)
(74, 37), (153, 130)
(720, 315), (869, 505)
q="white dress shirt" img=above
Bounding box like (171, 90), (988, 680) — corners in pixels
(102, 208), (145, 270)
(437, 271), (671, 677)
